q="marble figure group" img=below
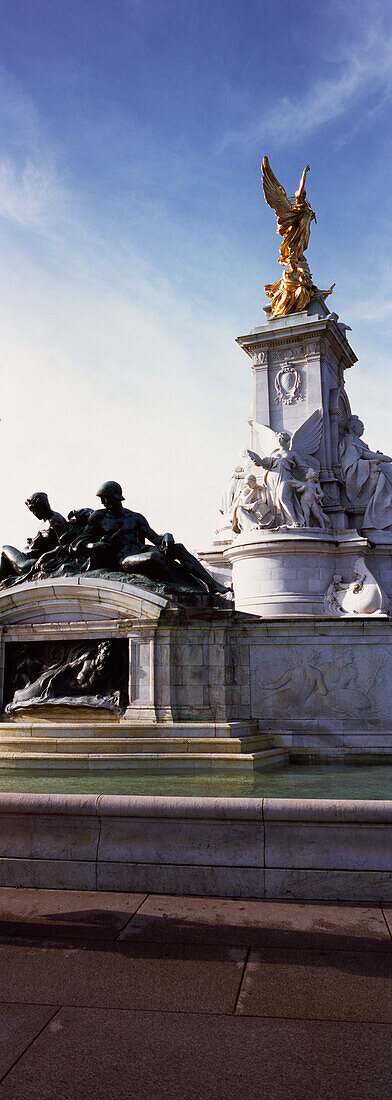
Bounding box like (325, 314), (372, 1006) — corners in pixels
(220, 410), (331, 535)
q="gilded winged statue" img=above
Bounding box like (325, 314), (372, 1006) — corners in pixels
(261, 157), (334, 318)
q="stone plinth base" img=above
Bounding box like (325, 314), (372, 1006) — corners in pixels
(0, 719), (287, 771)
(0, 577), (391, 766)
(224, 529), (367, 616)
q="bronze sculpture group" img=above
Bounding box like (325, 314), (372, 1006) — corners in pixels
(0, 482), (230, 599)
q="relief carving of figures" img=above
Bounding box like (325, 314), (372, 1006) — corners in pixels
(260, 651), (329, 711)
(324, 558), (389, 617)
(339, 415), (392, 537)
(257, 646), (387, 719)
(4, 640), (129, 715)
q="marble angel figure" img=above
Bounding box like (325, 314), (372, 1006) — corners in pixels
(251, 410), (324, 528)
(339, 415), (392, 535)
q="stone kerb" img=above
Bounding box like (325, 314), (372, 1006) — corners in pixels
(0, 793), (391, 900)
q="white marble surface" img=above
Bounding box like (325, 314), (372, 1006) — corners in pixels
(205, 305), (392, 615)
(0, 576), (170, 626)
(1, 577), (392, 746)
(0, 857), (97, 890)
(265, 823), (392, 870)
(96, 862), (265, 896)
(225, 529), (339, 615)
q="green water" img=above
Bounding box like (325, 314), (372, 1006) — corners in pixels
(0, 764), (391, 799)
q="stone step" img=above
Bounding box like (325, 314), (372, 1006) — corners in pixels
(0, 719), (260, 739)
(0, 747), (288, 771)
(0, 734), (274, 755)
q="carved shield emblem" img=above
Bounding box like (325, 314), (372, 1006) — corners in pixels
(275, 365), (302, 405)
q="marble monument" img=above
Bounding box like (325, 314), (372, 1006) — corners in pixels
(0, 156), (391, 769)
(201, 160), (392, 618)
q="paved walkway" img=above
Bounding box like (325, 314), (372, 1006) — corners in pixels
(0, 888), (390, 1098)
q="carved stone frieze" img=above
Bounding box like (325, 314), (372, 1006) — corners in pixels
(251, 643), (391, 720)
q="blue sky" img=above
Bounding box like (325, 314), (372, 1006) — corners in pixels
(1, 0), (392, 549)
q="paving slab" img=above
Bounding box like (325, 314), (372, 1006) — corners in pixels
(0, 941), (245, 1014)
(237, 946), (392, 1022)
(0, 1003), (56, 1080)
(0, 888), (147, 941)
(0, 1008), (391, 1099)
(120, 895), (391, 950)
(381, 908), (392, 940)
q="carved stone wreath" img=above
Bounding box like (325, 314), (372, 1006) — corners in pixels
(274, 364), (303, 405)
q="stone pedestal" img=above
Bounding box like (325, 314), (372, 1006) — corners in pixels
(237, 296), (356, 531)
(225, 529), (366, 616)
(202, 295), (392, 617)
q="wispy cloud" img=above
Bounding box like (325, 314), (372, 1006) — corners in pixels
(223, 23), (392, 148)
(0, 66), (248, 553)
(0, 66), (64, 228)
(0, 157), (61, 226)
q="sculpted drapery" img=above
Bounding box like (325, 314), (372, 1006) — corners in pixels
(339, 416), (392, 533)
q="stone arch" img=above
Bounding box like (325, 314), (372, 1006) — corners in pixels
(0, 576), (169, 626)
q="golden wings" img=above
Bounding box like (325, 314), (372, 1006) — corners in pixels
(261, 156), (333, 318)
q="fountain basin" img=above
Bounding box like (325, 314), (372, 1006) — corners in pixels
(0, 786), (391, 903)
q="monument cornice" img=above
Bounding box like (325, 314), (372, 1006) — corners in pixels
(236, 313), (357, 369)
